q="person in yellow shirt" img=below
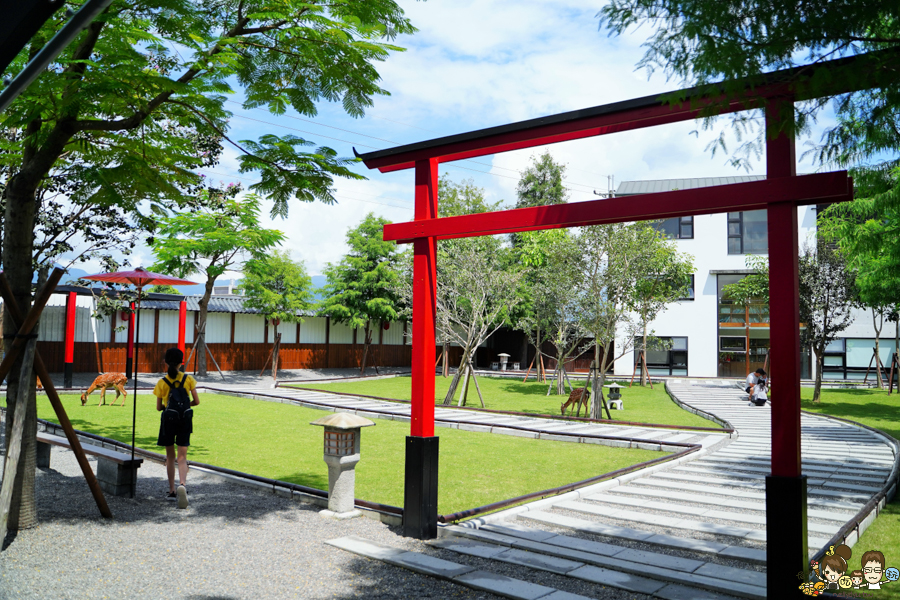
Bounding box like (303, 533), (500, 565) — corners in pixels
(153, 348), (199, 508)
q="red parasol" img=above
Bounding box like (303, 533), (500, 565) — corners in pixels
(82, 267), (197, 467)
(82, 266), (196, 288)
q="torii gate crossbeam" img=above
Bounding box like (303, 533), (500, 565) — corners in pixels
(356, 53), (881, 599)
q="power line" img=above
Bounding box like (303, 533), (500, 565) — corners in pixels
(226, 105), (608, 193)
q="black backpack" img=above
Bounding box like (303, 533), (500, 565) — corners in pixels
(162, 375), (193, 434)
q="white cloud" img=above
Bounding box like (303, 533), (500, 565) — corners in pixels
(55, 0), (838, 281)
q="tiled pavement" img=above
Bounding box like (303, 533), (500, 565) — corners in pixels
(312, 379), (899, 600)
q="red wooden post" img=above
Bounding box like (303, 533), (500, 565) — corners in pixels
(126, 301), (135, 379)
(64, 291), (77, 387)
(178, 299), (187, 354)
(764, 98), (808, 594)
(404, 158), (439, 539)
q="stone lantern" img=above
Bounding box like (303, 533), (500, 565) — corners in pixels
(605, 383), (624, 410)
(311, 412), (375, 519)
(497, 353), (511, 371)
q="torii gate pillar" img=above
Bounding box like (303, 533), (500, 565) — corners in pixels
(765, 99), (808, 595)
(403, 158), (439, 539)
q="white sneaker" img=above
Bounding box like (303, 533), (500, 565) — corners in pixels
(176, 485), (188, 509)
(748, 401), (754, 406)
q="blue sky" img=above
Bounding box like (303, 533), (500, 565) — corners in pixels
(80, 0), (837, 281)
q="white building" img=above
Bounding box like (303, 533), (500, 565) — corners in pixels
(611, 176), (891, 380)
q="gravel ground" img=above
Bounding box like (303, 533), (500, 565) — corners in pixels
(1, 443), (496, 600)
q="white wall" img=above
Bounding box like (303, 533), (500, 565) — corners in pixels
(267, 319), (297, 343)
(329, 320), (354, 344)
(233, 313), (264, 343)
(383, 321), (405, 345)
(614, 206), (826, 378)
(299, 317), (327, 343)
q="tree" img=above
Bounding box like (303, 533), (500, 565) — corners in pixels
(318, 213), (401, 375)
(149, 284), (180, 295)
(151, 192), (284, 376)
(435, 239), (522, 406)
(799, 241), (857, 401)
(1, 0), (416, 531)
(517, 230), (586, 396)
(577, 223), (673, 418)
(597, 2), (900, 301)
(820, 171), (900, 376)
(516, 151), (568, 209)
(239, 250), (314, 379)
(627, 230), (694, 385)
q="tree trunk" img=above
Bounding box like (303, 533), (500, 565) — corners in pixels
(459, 362), (471, 406)
(873, 308), (884, 389)
(442, 341), (450, 377)
(443, 346), (471, 405)
(813, 346), (824, 403)
(196, 275), (215, 377)
(2, 173), (41, 531)
(641, 321), (648, 386)
(536, 326), (543, 382)
(272, 324), (280, 380)
(360, 321), (370, 375)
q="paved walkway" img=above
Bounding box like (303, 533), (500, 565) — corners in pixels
(314, 379), (898, 600)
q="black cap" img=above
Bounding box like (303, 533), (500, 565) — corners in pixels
(165, 347), (184, 365)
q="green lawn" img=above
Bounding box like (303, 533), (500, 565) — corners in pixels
(801, 387), (900, 596)
(33, 393), (665, 516)
(295, 375), (720, 429)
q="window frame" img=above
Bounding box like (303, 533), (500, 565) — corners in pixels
(634, 336), (689, 376)
(654, 216), (695, 240)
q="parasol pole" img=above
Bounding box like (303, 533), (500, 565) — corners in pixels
(131, 290), (141, 468)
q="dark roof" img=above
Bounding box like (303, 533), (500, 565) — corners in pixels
(52, 285), (315, 316)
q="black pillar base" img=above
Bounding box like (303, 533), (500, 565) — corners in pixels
(767, 475), (808, 597)
(125, 357), (133, 380)
(63, 363), (73, 389)
(403, 436), (439, 539)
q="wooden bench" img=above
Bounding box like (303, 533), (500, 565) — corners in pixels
(36, 432), (143, 497)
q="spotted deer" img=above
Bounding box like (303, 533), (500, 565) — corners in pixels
(560, 387), (589, 417)
(81, 373), (128, 407)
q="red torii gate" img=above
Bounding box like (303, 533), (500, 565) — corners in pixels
(357, 52), (880, 596)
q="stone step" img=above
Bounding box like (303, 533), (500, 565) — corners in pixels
(516, 510), (769, 563)
(607, 486), (856, 522)
(437, 527), (766, 600)
(325, 535), (591, 600)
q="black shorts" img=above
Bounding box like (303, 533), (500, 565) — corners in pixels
(157, 410), (192, 448)
(745, 386), (753, 394)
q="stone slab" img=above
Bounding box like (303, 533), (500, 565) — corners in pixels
(495, 548), (584, 574)
(483, 521), (559, 542)
(454, 570), (557, 600)
(613, 548), (706, 573)
(540, 534), (623, 558)
(642, 533), (729, 554)
(430, 538), (508, 559)
(567, 565), (667, 595)
(518, 511), (655, 541)
(541, 591), (597, 600)
(388, 551), (476, 578)
(655, 583), (746, 600)
(694, 563), (766, 587)
(719, 545), (767, 563)
(325, 536), (408, 560)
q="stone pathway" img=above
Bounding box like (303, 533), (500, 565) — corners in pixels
(300, 379), (897, 600)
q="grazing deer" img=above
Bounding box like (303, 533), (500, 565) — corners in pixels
(560, 387), (590, 417)
(81, 373), (128, 407)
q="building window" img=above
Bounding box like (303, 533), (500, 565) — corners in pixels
(727, 210), (768, 254)
(654, 216), (694, 239)
(678, 274), (695, 301)
(635, 336), (688, 376)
